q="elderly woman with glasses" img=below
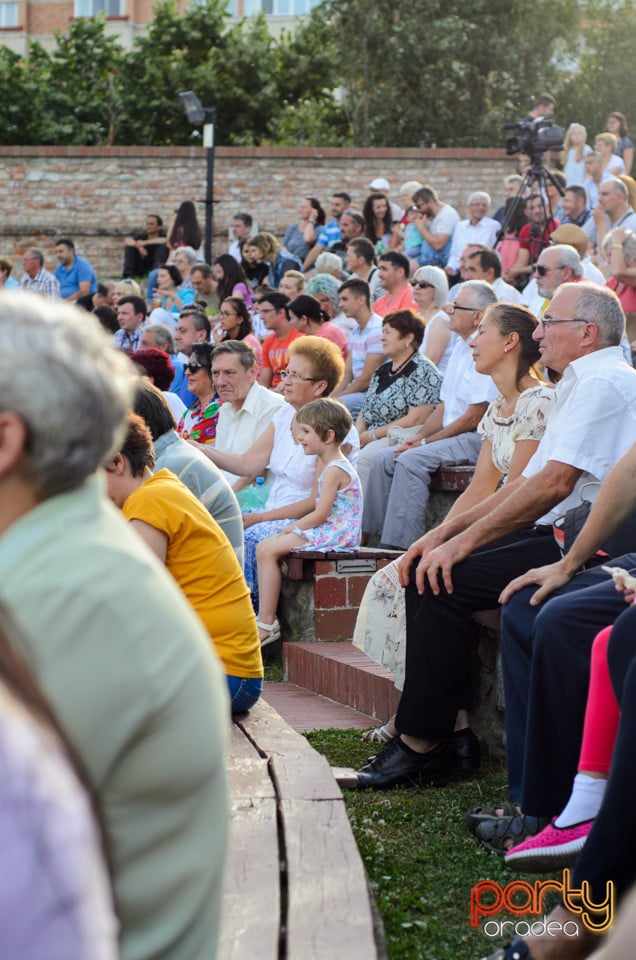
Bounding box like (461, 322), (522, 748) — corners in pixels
(193, 336), (359, 611)
(177, 342), (220, 445)
(410, 265), (455, 373)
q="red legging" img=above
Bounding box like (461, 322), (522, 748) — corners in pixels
(578, 625), (621, 774)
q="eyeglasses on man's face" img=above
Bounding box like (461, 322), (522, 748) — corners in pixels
(535, 263), (562, 276)
(538, 314), (586, 330)
(446, 302), (477, 314)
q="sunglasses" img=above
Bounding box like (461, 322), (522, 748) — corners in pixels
(411, 280), (433, 289)
(534, 264), (559, 276)
(184, 362), (210, 374)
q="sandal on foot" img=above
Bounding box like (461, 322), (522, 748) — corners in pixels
(361, 725), (394, 745)
(465, 802), (522, 835)
(481, 939), (535, 960)
(256, 617), (281, 647)
(475, 813), (550, 856)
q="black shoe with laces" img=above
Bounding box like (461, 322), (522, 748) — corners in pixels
(356, 736), (451, 790)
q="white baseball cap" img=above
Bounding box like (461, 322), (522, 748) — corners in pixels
(369, 177), (390, 191)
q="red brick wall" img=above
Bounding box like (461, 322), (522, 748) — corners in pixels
(0, 145), (515, 280)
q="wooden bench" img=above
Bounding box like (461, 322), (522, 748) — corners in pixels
(219, 698), (384, 960)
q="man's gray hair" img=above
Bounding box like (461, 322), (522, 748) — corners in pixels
(144, 323), (175, 354)
(0, 293), (134, 499)
(606, 178), (628, 200)
(212, 339), (257, 371)
(175, 246), (198, 264)
(551, 244), (584, 278)
(461, 279), (498, 312)
(571, 281), (625, 347)
(25, 247), (44, 266)
(467, 191), (491, 206)
(603, 229), (636, 268)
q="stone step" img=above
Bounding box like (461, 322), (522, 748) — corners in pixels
(282, 641), (400, 723)
(263, 681), (377, 732)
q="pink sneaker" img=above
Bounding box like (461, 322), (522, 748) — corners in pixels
(504, 818), (593, 872)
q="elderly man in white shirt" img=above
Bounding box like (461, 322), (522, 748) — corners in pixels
(445, 192), (500, 280)
(212, 340), (284, 495)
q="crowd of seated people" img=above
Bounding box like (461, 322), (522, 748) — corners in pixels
(4, 101), (636, 958)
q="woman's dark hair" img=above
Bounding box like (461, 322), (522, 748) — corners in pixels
(288, 294), (327, 326)
(158, 263), (182, 287)
(130, 348), (175, 392)
(383, 309), (425, 350)
(119, 412), (156, 477)
(221, 297), (253, 341)
(167, 200), (202, 251)
(214, 254), (250, 302)
(190, 342), (215, 385)
(608, 111), (629, 137)
(0, 602), (112, 877)
(485, 303), (545, 386)
(363, 193), (393, 244)
(133, 379), (176, 439)
(305, 197), (326, 226)
(502, 195), (528, 236)
(93, 306), (118, 335)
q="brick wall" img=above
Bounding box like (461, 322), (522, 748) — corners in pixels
(0, 145), (514, 280)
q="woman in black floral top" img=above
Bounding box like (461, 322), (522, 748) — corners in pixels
(356, 310), (443, 489)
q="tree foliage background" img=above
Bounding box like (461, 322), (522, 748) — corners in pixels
(0, 0), (633, 148)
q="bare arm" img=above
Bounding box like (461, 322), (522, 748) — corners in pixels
(504, 247), (531, 281)
(422, 401), (489, 444)
(422, 316), (451, 367)
(192, 422), (275, 478)
(128, 519), (168, 564)
(500, 442), (636, 606)
(412, 214), (451, 251)
(623, 146), (634, 176)
(409, 459), (581, 595)
(303, 242), (326, 271)
(258, 366), (273, 389)
(64, 280), (91, 302)
(335, 353), (384, 396)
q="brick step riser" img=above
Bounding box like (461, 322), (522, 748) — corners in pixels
(283, 642), (401, 721)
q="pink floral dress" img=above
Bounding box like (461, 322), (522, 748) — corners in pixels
(292, 459), (362, 550)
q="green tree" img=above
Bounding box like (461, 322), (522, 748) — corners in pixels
(306, 0), (578, 147)
(553, 0), (636, 142)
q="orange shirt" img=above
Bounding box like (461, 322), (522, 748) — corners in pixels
(261, 327), (303, 387)
(373, 285), (418, 318)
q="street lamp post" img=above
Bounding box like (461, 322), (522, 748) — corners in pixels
(179, 91), (217, 265)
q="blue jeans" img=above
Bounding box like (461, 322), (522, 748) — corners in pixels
(226, 675), (263, 714)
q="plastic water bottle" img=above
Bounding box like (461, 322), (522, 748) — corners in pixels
(239, 476), (270, 512)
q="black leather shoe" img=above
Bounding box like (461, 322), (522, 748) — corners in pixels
(448, 727), (481, 773)
(356, 737), (451, 790)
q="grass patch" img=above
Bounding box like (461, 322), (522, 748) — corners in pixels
(306, 729), (562, 960)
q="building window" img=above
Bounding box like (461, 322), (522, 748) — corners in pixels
(0, 2), (18, 27)
(74, 0), (122, 16)
(227, 0), (321, 14)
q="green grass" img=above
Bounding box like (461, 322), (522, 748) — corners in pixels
(305, 729), (562, 960)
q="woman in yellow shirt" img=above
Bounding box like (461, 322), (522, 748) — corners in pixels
(105, 412), (263, 713)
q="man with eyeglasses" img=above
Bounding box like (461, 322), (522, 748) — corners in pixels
(257, 292), (302, 391)
(356, 281), (636, 792)
(361, 280), (498, 551)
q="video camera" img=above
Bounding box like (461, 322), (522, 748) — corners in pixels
(504, 119), (564, 163)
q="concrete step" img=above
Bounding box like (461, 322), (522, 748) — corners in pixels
(282, 641), (400, 723)
(263, 681), (376, 732)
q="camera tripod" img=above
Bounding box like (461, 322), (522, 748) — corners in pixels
(495, 158), (565, 259)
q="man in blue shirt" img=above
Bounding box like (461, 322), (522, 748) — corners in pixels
(54, 236), (98, 302)
(303, 191), (351, 270)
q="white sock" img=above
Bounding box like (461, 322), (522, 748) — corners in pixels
(554, 773), (607, 828)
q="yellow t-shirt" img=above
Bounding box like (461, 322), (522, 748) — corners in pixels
(123, 469), (262, 679)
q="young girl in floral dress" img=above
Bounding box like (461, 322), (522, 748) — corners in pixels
(255, 398), (362, 645)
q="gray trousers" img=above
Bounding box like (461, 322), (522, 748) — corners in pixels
(361, 432), (482, 548)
